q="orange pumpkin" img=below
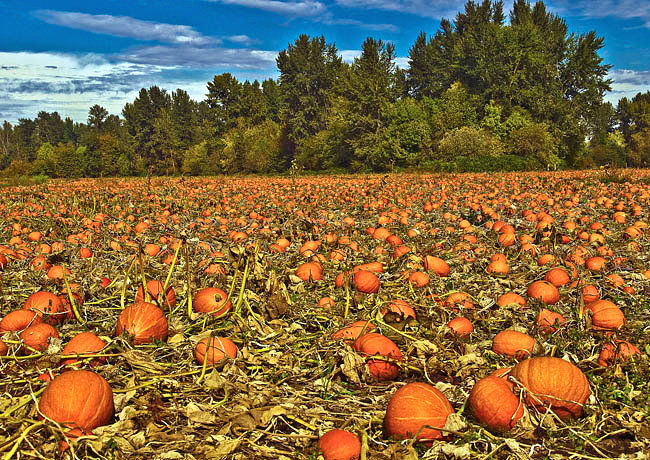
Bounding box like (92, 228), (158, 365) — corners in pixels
(193, 287), (232, 317)
(0, 310), (42, 332)
(61, 332), (107, 366)
(496, 292), (526, 308)
(295, 262), (323, 281)
(318, 429), (361, 460)
(492, 330), (537, 359)
(22, 291), (66, 325)
(509, 356), (590, 420)
(384, 382), (454, 443)
(536, 309), (566, 335)
(39, 370), (114, 432)
(544, 267), (570, 287)
(423, 255), (450, 277)
(20, 323), (59, 353)
(353, 270), (380, 294)
(331, 321), (376, 343)
(352, 333), (402, 381)
(115, 302), (168, 344)
(469, 376), (524, 432)
(447, 317), (473, 336)
(526, 281), (560, 305)
(194, 337), (238, 366)
(585, 300), (625, 331)
(135, 280), (176, 310)
(597, 340), (642, 367)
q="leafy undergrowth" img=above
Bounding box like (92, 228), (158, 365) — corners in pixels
(1, 170), (649, 459)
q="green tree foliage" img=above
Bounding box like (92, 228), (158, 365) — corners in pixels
(88, 105), (109, 130)
(438, 126), (504, 158)
(276, 34), (343, 162)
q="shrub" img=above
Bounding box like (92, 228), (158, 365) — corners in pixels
(438, 127), (505, 159)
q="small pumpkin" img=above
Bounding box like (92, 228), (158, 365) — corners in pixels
(193, 287), (232, 317)
(115, 302), (168, 344)
(423, 256), (450, 277)
(381, 299), (416, 321)
(536, 309), (566, 335)
(597, 340), (642, 367)
(496, 292), (526, 308)
(585, 300), (625, 331)
(0, 309), (42, 332)
(446, 317), (473, 336)
(384, 382), (454, 444)
(526, 281), (560, 305)
(352, 333), (402, 381)
(20, 323), (59, 353)
(353, 270), (380, 294)
(331, 321), (376, 343)
(22, 291), (66, 324)
(318, 429), (361, 460)
(194, 337), (238, 366)
(492, 330), (537, 359)
(61, 332), (107, 366)
(135, 280), (176, 310)
(295, 262), (323, 281)
(544, 267), (570, 287)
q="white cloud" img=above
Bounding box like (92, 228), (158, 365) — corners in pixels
(548, 1), (650, 28)
(605, 69), (650, 103)
(36, 10), (215, 45)
(334, 0), (467, 19)
(0, 51), (277, 123)
(219, 0), (326, 16)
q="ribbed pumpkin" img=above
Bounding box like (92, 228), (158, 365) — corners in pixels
(115, 302), (168, 344)
(135, 280), (176, 310)
(331, 321), (376, 343)
(22, 291), (66, 324)
(469, 376), (524, 432)
(194, 337), (238, 366)
(193, 287), (232, 317)
(353, 270), (380, 294)
(295, 262), (323, 281)
(509, 357), (590, 420)
(352, 333), (402, 381)
(0, 309), (42, 332)
(597, 340), (642, 367)
(447, 317), (473, 336)
(384, 382), (454, 443)
(39, 370), (114, 432)
(61, 332), (107, 366)
(492, 330), (537, 359)
(526, 281), (560, 305)
(423, 256), (450, 277)
(20, 323), (59, 352)
(585, 300), (625, 331)
(318, 429), (361, 460)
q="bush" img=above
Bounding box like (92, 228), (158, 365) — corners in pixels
(438, 127), (505, 159)
(421, 154), (542, 173)
(507, 122), (561, 169)
(1, 159), (34, 177)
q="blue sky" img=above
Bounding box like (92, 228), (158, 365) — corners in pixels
(1, 0), (649, 123)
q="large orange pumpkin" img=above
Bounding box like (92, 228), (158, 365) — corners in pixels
(509, 357), (590, 420)
(384, 382), (454, 443)
(39, 370), (114, 432)
(115, 302), (168, 344)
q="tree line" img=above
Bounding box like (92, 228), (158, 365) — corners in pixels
(1, 0), (648, 178)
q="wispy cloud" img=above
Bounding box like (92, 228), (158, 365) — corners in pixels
(35, 10), (215, 45)
(218, 0), (326, 16)
(334, 0), (467, 19)
(117, 45), (277, 68)
(605, 68), (650, 103)
(548, 1), (650, 28)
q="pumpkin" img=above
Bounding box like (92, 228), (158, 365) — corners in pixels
(509, 356), (590, 420)
(381, 299), (415, 320)
(585, 300), (625, 331)
(585, 256), (607, 271)
(194, 337), (238, 366)
(526, 281), (560, 305)
(39, 370), (114, 432)
(0, 310), (42, 332)
(352, 333), (402, 381)
(135, 280), (176, 309)
(0, 339), (8, 356)
(536, 309), (566, 335)
(22, 291), (66, 324)
(384, 382), (454, 443)
(492, 330), (537, 359)
(446, 317), (473, 336)
(331, 321), (376, 343)
(61, 332), (108, 366)
(353, 270), (380, 294)
(408, 271), (429, 287)
(469, 376), (524, 432)
(597, 340), (642, 367)
(582, 284), (600, 303)
(20, 323), (59, 353)
(423, 256), (450, 277)
(295, 262), (323, 281)
(193, 287), (232, 317)
(487, 259), (509, 275)
(496, 292), (526, 308)
(115, 302), (168, 344)
(544, 267), (570, 287)
(318, 429), (361, 460)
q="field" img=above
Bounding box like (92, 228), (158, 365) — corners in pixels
(1, 170), (649, 460)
